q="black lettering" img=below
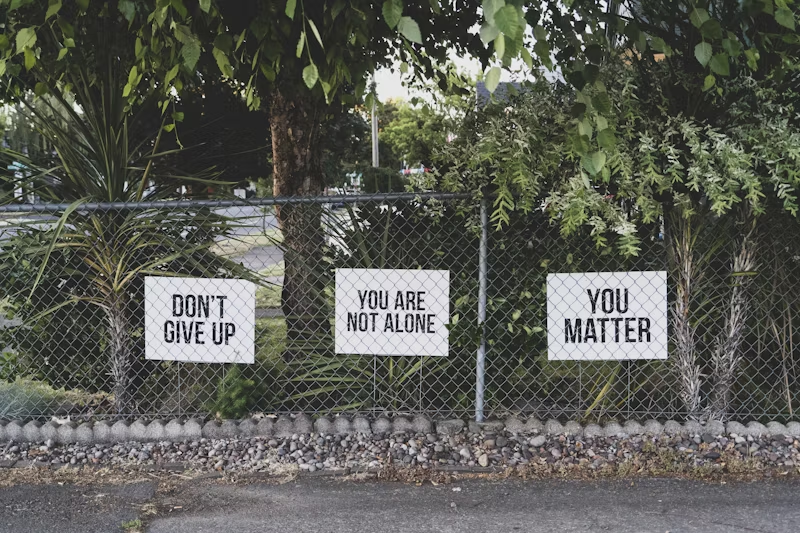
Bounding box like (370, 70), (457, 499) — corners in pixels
(584, 318), (597, 342)
(358, 312), (369, 332)
(224, 323), (236, 344)
(404, 313), (415, 332)
(598, 318), (609, 342)
(616, 288), (629, 313)
(212, 323), (223, 345)
(217, 296), (227, 318)
(164, 320), (175, 342)
(347, 312), (358, 332)
(612, 318), (623, 342)
(395, 291), (405, 310)
(638, 318), (651, 342)
(565, 319), (582, 343)
(195, 322), (205, 344)
(625, 318), (636, 342)
(172, 295), (183, 317)
(370, 312), (379, 332)
(184, 295), (196, 317)
(587, 289), (600, 314)
(405, 291), (416, 311)
(601, 289), (614, 314)
(181, 321), (193, 343)
(384, 314), (395, 332)
(417, 292), (426, 311)
(367, 290), (378, 310)
(427, 314), (435, 333)
(197, 296), (210, 318)
(415, 314), (426, 333)
(358, 290), (368, 310)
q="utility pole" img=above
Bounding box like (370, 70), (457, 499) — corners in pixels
(371, 82), (379, 168)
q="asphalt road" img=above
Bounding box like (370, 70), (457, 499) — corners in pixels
(2, 476), (800, 532)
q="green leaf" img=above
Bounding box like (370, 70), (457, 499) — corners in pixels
(694, 42), (712, 66)
(15, 28), (37, 53)
(480, 23), (500, 45)
(533, 24), (546, 41)
(690, 8), (710, 28)
(721, 38), (741, 57)
(582, 151), (606, 175)
(775, 8), (795, 30)
(46, 0), (62, 20)
(172, 111), (184, 122)
(199, 0), (210, 13)
(213, 47), (233, 77)
(399, 61), (408, 74)
(118, 0), (134, 22)
(534, 39), (551, 69)
(483, 0), (504, 24)
(485, 66), (501, 93)
(494, 5), (520, 36)
(709, 52), (730, 76)
(597, 129), (616, 150)
(308, 18), (324, 49)
(700, 19), (722, 40)
(181, 40), (201, 71)
(0, 60), (6, 77)
(57, 47), (68, 60)
(127, 65), (138, 85)
(34, 81), (48, 96)
(382, 0), (403, 29)
(397, 16), (422, 43)
(591, 91), (612, 113)
(235, 29), (246, 51)
(23, 47), (35, 70)
(164, 63), (180, 86)
(303, 63), (319, 88)
(745, 48), (759, 70)
(703, 73), (716, 91)
(578, 118), (593, 138)
(164, 123), (176, 132)
(76, 0), (89, 11)
(285, 0), (297, 20)
(296, 32), (305, 58)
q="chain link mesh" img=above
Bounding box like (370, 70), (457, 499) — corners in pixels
(0, 193), (798, 423)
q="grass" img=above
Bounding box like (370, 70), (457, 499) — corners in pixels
(256, 262), (285, 309)
(256, 318), (287, 362)
(210, 229), (283, 258)
(121, 519), (143, 532)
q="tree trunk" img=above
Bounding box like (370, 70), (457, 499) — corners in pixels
(707, 207), (758, 420)
(107, 296), (136, 417)
(270, 88), (331, 360)
(666, 209), (703, 418)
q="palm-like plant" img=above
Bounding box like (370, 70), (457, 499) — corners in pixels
(0, 66), (250, 416)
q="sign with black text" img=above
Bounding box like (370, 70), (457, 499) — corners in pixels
(547, 271), (668, 361)
(145, 277), (255, 364)
(335, 269), (450, 356)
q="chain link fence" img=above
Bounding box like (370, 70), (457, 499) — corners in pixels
(0, 193), (798, 423)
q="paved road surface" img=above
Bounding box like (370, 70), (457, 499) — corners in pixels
(2, 477), (798, 533)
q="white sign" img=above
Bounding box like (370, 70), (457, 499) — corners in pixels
(145, 277), (255, 364)
(547, 271), (668, 361)
(335, 269), (450, 356)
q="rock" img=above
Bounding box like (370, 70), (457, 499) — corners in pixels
(392, 417), (413, 434)
(274, 416), (295, 438)
(254, 417), (274, 437)
(581, 424), (602, 438)
(352, 416), (371, 434)
(495, 436), (508, 448)
(22, 421), (42, 443)
(766, 421), (788, 436)
(218, 420), (240, 439)
(459, 447), (471, 460)
(76, 422), (95, 444)
(564, 421), (583, 437)
(529, 435), (546, 448)
(5, 420), (24, 442)
(726, 421), (747, 436)
(504, 417), (525, 434)
(643, 420), (664, 435)
(436, 419), (465, 436)
(333, 417), (353, 435)
(704, 420), (725, 436)
(144, 419), (167, 441)
(371, 417), (392, 434)
(163, 420), (184, 441)
(57, 422), (77, 444)
(544, 419), (564, 435)
(524, 418), (544, 433)
(701, 433), (715, 444)
(478, 453), (489, 467)
(603, 422), (627, 438)
(93, 421), (113, 443)
(478, 420), (505, 433)
(704, 451), (721, 460)
(412, 415), (433, 434)
(550, 447), (562, 459)
(785, 421), (800, 437)
(682, 420), (703, 436)
(663, 420), (683, 436)
(623, 421), (644, 436)
(238, 418), (258, 437)
(111, 420), (130, 442)
(202, 420), (223, 439)
(746, 421), (769, 437)
(39, 422), (60, 443)
(314, 417), (334, 435)
(293, 414), (313, 434)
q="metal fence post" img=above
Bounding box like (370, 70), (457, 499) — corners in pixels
(475, 199), (489, 422)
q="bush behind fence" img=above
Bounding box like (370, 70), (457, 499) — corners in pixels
(0, 193), (798, 423)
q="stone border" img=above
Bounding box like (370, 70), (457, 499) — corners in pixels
(2, 415), (800, 445)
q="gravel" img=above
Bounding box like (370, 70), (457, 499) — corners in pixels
(2, 427), (800, 475)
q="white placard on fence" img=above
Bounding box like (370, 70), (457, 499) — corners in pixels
(335, 268), (450, 356)
(547, 271), (668, 361)
(144, 277), (255, 364)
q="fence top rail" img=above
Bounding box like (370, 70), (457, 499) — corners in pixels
(0, 192), (474, 213)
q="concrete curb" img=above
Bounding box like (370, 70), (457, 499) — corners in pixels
(2, 415), (799, 445)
